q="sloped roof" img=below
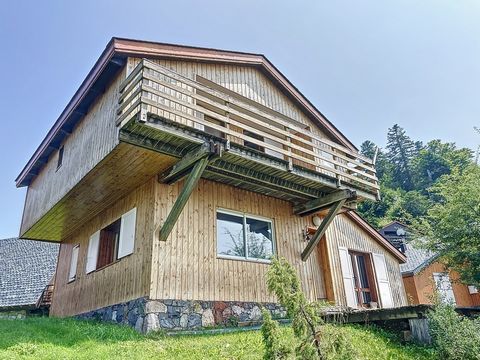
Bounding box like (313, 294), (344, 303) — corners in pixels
(16, 37), (358, 187)
(400, 242), (437, 276)
(0, 238), (59, 307)
(344, 212), (407, 262)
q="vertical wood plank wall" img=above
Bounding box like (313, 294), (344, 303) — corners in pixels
(126, 58), (331, 142)
(325, 214), (407, 307)
(20, 70), (125, 236)
(150, 179), (326, 303)
(50, 179), (155, 317)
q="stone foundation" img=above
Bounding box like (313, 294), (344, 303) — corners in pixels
(76, 297), (286, 333)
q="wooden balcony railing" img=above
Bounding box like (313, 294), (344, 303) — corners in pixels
(117, 59), (379, 195)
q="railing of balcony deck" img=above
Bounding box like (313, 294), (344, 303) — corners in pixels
(117, 59), (379, 194)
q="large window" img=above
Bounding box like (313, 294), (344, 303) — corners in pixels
(216, 210), (275, 262)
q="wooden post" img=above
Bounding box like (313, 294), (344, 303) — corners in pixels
(301, 198), (346, 261)
(158, 156), (209, 241)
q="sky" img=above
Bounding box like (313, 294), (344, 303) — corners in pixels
(0, 0), (479, 238)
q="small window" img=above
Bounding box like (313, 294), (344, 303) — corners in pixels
(68, 244), (79, 282)
(57, 145), (64, 170)
(97, 219), (121, 269)
(86, 208), (137, 273)
(216, 210), (274, 262)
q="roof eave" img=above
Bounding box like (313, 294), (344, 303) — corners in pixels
(345, 211), (407, 263)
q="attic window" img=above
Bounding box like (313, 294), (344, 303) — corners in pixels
(56, 146), (64, 170)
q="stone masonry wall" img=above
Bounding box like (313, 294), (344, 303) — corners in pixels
(76, 297), (286, 333)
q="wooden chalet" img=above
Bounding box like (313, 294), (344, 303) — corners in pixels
(16, 38), (407, 332)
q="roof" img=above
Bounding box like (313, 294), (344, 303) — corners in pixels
(16, 37), (358, 187)
(344, 212), (407, 262)
(0, 238), (59, 307)
(400, 242), (437, 276)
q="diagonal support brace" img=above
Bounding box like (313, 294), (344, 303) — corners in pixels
(159, 141), (223, 184)
(158, 156), (210, 241)
(301, 199), (346, 261)
(294, 189), (356, 217)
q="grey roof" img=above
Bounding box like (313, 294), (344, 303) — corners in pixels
(400, 242), (437, 275)
(0, 238), (59, 307)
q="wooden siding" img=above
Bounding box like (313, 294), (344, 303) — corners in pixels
(150, 179), (326, 303)
(325, 214), (407, 307)
(404, 262), (478, 307)
(50, 179), (156, 317)
(126, 57), (331, 142)
(20, 70), (125, 236)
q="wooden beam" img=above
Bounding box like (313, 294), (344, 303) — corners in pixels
(301, 199), (346, 261)
(158, 156), (209, 241)
(294, 189), (356, 216)
(158, 142), (213, 184)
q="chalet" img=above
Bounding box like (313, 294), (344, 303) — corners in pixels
(16, 38), (407, 332)
(381, 222), (480, 307)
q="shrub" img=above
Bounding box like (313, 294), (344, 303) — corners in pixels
(427, 303), (480, 360)
(264, 257), (356, 360)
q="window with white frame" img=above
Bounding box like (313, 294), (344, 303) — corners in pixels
(216, 210), (275, 261)
(68, 244), (79, 282)
(85, 208), (137, 274)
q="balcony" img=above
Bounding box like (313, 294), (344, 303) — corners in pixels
(116, 59), (379, 205)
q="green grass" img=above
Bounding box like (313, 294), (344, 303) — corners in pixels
(0, 317), (436, 359)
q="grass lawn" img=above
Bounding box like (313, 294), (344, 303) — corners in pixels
(0, 317), (437, 359)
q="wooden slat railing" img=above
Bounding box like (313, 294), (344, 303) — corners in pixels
(117, 59), (379, 194)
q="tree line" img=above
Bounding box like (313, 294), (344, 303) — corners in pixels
(358, 125), (479, 287)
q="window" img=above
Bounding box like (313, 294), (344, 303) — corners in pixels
(216, 210), (274, 262)
(56, 145), (64, 170)
(433, 272), (456, 304)
(349, 251), (377, 306)
(68, 244), (79, 282)
(86, 208), (137, 273)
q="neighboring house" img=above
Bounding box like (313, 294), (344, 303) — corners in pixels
(15, 38), (407, 332)
(381, 222), (480, 307)
(0, 238), (58, 308)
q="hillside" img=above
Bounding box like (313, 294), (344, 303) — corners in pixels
(0, 317), (436, 359)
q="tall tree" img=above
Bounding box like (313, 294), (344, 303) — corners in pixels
(385, 124), (418, 191)
(417, 165), (480, 287)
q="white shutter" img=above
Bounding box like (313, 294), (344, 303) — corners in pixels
(118, 207), (137, 259)
(468, 285), (478, 294)
(338, 247), (357, 308)
(372, 253), (394, 308)
(68, 245), (79, 282)
(433, 273), (456, 304)
(86, 231), (100, 274)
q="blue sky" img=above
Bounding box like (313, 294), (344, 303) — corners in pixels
(0, 0), (479, 238)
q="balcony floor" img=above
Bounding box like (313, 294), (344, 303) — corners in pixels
(120, 114), (377, 205)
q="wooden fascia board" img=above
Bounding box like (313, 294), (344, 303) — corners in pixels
(344, 211), (407, 263)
